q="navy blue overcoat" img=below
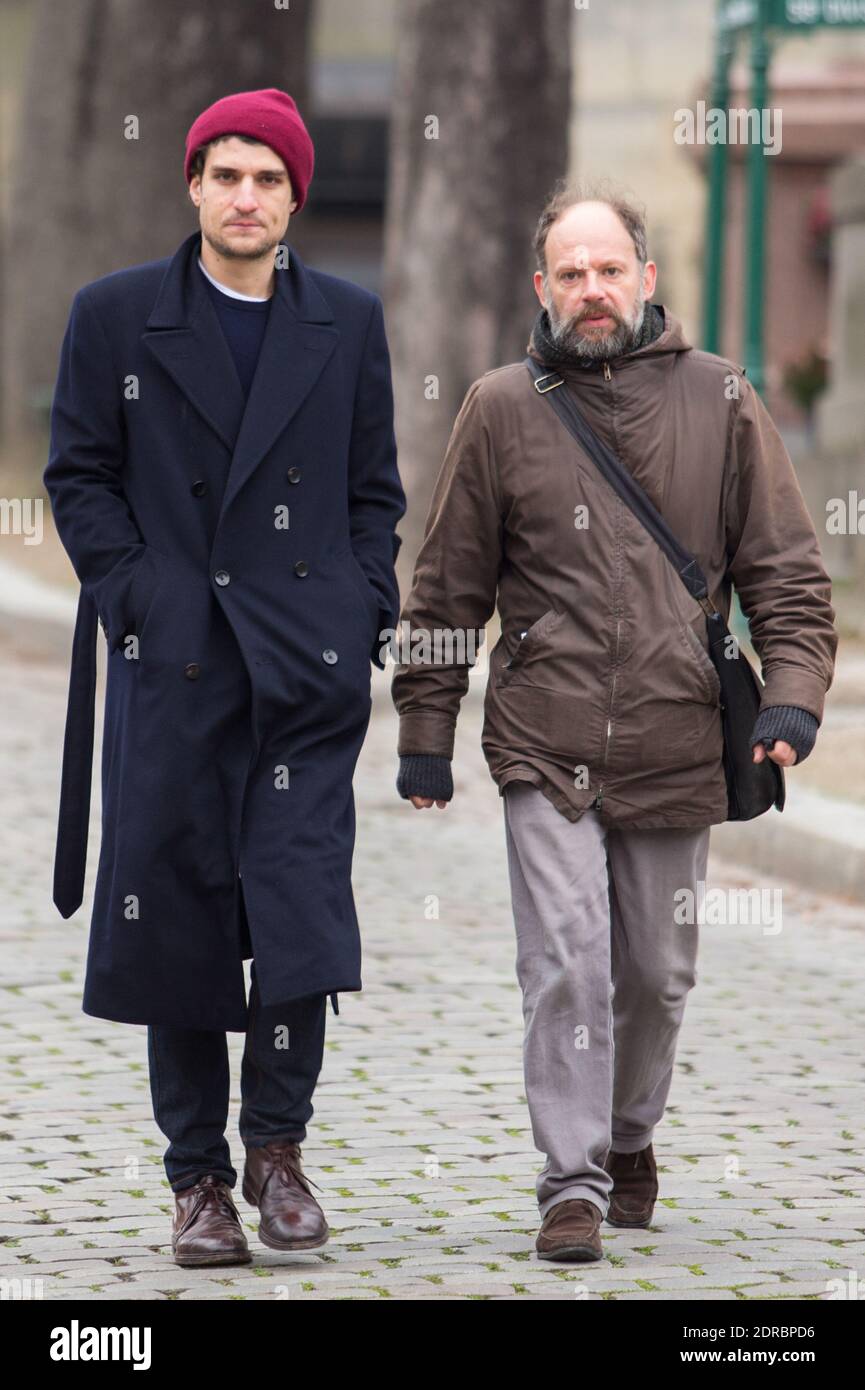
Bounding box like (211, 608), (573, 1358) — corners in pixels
(44, 229), (406, 1031)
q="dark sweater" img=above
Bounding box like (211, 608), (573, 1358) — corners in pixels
(200, 263), (271, 398)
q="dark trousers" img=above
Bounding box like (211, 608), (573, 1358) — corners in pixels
(147, 958), (328, 1192)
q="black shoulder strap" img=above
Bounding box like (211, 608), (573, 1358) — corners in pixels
(524, 356), (718, 618)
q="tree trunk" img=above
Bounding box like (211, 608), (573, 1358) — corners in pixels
(383, 0), (572, 578)
(2, 0), (314, 441)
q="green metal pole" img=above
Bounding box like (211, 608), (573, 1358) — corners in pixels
(743, 0), (770, 396)
(703, 3), (734, 354)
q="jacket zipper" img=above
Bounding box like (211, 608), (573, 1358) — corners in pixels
(593, 358), (615, 810)
(594, 615), (621, 810)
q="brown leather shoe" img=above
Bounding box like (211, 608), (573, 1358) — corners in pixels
(171, 1174), (252, 1267)
(535, 1198), (604, 1261)
(242, 1140), (329, 1251)
(603, 1143), (659, 1227)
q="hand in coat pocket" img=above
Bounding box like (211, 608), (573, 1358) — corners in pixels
(123, 545), (165, 653)
(344, 548), (384, 661)
(92, 546), (158, 655)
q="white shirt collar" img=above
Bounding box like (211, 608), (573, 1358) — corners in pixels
(197, 256), (271, 302)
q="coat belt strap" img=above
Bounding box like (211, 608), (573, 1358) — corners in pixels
(52, 586), (97, 918)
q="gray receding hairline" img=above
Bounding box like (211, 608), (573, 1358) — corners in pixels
(533, 177), (649, 279)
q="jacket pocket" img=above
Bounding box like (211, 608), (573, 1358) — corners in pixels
(343, 549), (381, 633)
(123, 542), (177, 661)
(125, 545), (165, 648)
(679, 619), (722, 704)
(499, 607), (566, 685)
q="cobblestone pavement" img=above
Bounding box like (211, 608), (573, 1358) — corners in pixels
(1, 640), (864, 1302)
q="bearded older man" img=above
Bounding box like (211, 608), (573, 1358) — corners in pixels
(390, 181), (837, 1262)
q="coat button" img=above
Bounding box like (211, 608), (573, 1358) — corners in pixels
(191, 479), (207, 496)
(184, 662), (200, 679)
(214, 570), (231, 586)
(322, 649), (338, 664)
(287, 467), (302, 484)
(294, 560), (309, 577)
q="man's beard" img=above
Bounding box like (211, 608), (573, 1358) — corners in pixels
(203, 225), (283, 262)
(545, 283), (647, 361)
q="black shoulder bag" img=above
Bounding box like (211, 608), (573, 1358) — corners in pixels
(524, 356), (784, 821)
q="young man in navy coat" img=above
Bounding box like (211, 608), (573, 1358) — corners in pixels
(44, 89), (406, 1266)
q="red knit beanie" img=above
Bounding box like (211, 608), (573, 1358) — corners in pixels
(184, 88), (314, 212)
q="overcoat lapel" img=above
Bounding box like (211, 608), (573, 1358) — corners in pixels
(142, 231), (340, 516)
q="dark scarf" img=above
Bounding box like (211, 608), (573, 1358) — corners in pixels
(529, 301), (666, 370)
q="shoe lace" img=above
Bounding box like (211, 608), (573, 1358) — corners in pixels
(269, 1142), (323, 1196)
(179, 1175), (240, 1233)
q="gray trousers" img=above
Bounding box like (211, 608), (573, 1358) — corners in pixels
(502, 780), (711, 1220)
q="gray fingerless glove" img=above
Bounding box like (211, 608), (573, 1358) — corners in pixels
(396, 754), (454, 801)
(749, 705), (818, 765)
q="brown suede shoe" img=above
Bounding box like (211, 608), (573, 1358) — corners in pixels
(603, 1143), (659, 1227)
(242, 1140), (329, 1251)
(171, 1174), (252, 1267)
(535, 1198), (604, 1261)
